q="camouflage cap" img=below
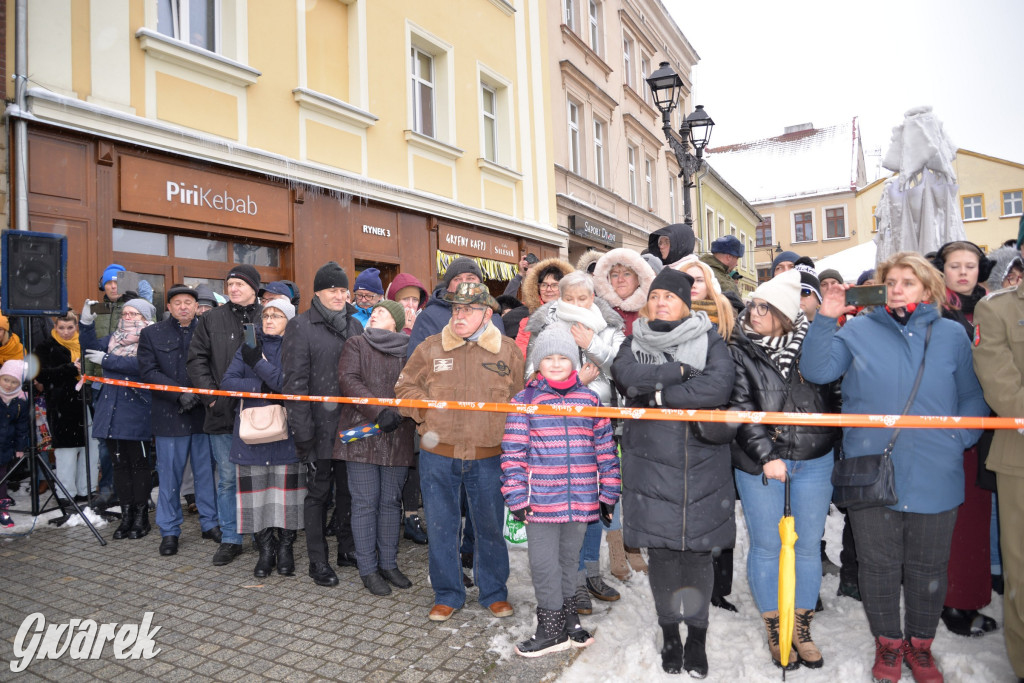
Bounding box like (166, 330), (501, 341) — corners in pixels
(443, 282), (500, 312)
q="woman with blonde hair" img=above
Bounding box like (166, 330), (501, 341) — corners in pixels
(675, 256), (735, 342)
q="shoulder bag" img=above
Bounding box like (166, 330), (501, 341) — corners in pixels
(239, 399), (289, 445)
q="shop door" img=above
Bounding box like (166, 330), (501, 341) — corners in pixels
(354, 259), (399, 297)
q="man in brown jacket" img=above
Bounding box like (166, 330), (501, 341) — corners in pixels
(395, 282), (524, 622)
(972, 282), (1024, 680)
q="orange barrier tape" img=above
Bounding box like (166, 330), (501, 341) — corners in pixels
(83, 376), (1023, 431)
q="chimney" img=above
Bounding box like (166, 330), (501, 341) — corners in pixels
(784, 123), (814, 134)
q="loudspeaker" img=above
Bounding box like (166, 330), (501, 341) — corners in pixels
(1, 231), (68, 316)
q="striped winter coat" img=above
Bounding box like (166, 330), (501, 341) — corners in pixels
(500, 375), (620, 524)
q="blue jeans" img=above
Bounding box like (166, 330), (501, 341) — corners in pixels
(155, 435), (218, 537)
(578, 505), (621, 571)
(420, 449), (509, 609)
(209, 433), (241, 544)
(735, 455), (834, 612)
(90, 390), (113, 493)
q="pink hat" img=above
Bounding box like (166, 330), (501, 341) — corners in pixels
(0, 359), (26, 381)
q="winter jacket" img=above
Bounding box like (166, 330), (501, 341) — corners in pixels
(138, 316), (205, 437)
(333, 332), (416, 467)
(408, 285), (504, 357)
(396, 320), (524, 460)
(500, 375), (620, 523)
(592, 248), (656, 336)
(33, 335), (86, 448)
(386, 273), (428, 334)
(700, 252), (739, 295)
(0, 397), (29, 466)
(82, 293), (136, 382)
(187, 301), (261, 434)
(515, 258), (576, 356)
(523, 297), (625, 405)
(728, 325), (840, 474)
(611, 329), (736, 552)
(220, 333), (296, 466)
(351, 304), (373, 329)
(647, 223), (695, 267)
(801, 303), (989, 514)
(281, 302), (362, 461)
(80, 322), (152, 441)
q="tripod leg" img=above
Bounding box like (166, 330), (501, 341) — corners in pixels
(34, 453), (106, 546)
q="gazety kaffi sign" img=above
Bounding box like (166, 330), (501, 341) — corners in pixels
(568, 215), (617, 246)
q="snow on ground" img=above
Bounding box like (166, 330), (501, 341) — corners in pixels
(490, 505), (1015, 682)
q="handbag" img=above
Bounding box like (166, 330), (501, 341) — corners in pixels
(239, 399), (289, 445)
(831, 324), (931, 511)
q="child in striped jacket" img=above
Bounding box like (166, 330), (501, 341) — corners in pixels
(500, 327), (620, 658)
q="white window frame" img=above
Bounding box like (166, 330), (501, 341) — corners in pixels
(568, 99), (581, 175)
(480, 83), (497, 163)
(627, 145), (637, 204)
(705, 207), (715, 243)
(730, 224), (737, 237)
(668, 177), (676, 222)
(748, 236), (755, 270)
(593, 118), (605, 187)
(157, 0), (221, 52)
(407, 26), (455, 147)
(962, 194), (984, 221)
(822, 204), (848, 240)
(756, 214), (774, 247)
(622, 34), (634, 88)
(644, 157), (654, 210)
(792, 209), (815, 243)
(410, 47), (436, 138)
(564, 0), (576, 30)
(718, 215), (726, 242)
(588, 0), (601, 54)
(1002, 190), (1023, 217)
(640, 54), (651, 105)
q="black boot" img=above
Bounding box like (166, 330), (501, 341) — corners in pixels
(683, 625), (708, 679)
(128, 504), (150, 539)
(276, 529), (296, 576)
(515, 607), (569, 657)
(112, 505), (135, 540)
(253, 528), (277, 578)
(660, 622), (683, 674)
(562, 596), (594, 648)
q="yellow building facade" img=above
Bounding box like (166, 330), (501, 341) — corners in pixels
(695, 164), (760, 294)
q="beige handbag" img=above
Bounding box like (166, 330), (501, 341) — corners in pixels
(238, 400), (289, 444)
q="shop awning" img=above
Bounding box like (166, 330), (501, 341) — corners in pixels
(436, 250), (517, 281)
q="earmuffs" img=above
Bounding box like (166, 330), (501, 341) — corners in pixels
(930, 241), (995, 285)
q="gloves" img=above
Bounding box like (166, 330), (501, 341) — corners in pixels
(84, 349), (106, 366)
(679, 363), (702, 381)
(510, 506), (531, 523)
(376, 409), (402, 433)
(600, 501), (615, 527)
(241, 342), (263, 368)
(177, 392), (201, 413)
(80, 300), (98, 325)
(295, 439), (315, 463)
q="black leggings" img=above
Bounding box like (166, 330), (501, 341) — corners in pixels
(648, 548), (713, 629)
(107, 439), (151, 506)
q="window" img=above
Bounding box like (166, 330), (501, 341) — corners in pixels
(825, 207), (846, 239)
(593, 119), (605, 186)
(411, 47), (435, 137)
(962, 194), (984, 220)
(157, 0), (218, 52)
(627, 146), (637, 204)
(706, 208), (714, 244)
(113, 227), (168, 256)
(757, 266), (772, 284)
(1003, 190), (1023, 216)
(176, 235), (227, 261)
(668, 177), (677, 222)
(872, 205), (879, 232)
(718, 216), (725, 241)
(588, 1), (601, 54)
(622, 35), (634, 88)
(644, 158), (654, 209)
(748, 237), (755, 270)
(564, 0), (575, 30)
(567, 100), (581, 174)
(640, 56), (651, 105)
(794, 211), (814, 242)
(730, 225), (737, 237)
(755, 216), (773, 247)
(481, 84), (497, 163)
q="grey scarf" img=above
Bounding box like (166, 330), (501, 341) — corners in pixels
(362, 327), (409, 357)
(312, 296), (349, 337)
(631, 311), (712, 371)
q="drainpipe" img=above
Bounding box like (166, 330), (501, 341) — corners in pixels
(694, 166), (709, 251)
(12, 0), (28, 230)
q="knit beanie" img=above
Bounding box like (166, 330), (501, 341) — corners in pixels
(99, 263), (125, 289)
(772, 251), (800, 272)
(354, 267), (384, 295)
(649, 268), (693, 309)
(372, 300), (406, 331)
(530, 326), (581, 371)
(124, 298), (157, 322)
(795, 263), (822, 302)
(263, 298), (296, 321)
(641, 252), (664, 274)
(226, 264), (261, 295)
(749, 270), (802, 322)
(856, 269), (876, 286)
(442, 257), (484, 288)
(0, 313), (8, 331)
(313, 261), (349, 292)
(818, 268), (844, 285)
(0, 359), (25, 382)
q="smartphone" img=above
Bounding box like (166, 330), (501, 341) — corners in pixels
(242, 323), (257, 348)
(89, 301), (114, 315)
(845, 285), (887, 308)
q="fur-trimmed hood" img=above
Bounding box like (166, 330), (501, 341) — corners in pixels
(575, 250), (603, 276)
(592, 248), (656, 313)
(986, 245), (1024, 291)
(441, 318), (503, 354)
(520, 257), (575, 312)
(524, 296), (625, 335)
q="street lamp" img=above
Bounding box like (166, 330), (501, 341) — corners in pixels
(646, 61), (714, 229)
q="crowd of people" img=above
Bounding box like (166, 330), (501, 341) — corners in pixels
(1, 223), (1023, 682)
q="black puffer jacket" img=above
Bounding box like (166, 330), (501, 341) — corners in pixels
(728, 326), (841, 474)
(611, 330), (736, 553)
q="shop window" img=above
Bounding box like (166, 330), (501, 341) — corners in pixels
(175, 234), (228, 262)
(1002, 190), (1023, 217)
(157, 0), (219, 52)
(588, 0), (601, 55)
(234, 243), (280, 267)
(411, 47), (435, 138)
(185, 276), (224, 296)
(113, 227), (168, 256)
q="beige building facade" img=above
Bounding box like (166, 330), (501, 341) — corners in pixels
(695, 164), (760, 294)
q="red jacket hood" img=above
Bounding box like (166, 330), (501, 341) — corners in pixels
(386, 273), (428, 309)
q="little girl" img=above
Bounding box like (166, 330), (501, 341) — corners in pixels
(500, 327), (620, 657)
(0, 359), (29, 528)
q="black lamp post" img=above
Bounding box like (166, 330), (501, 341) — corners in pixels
(646, 61), (714, 229)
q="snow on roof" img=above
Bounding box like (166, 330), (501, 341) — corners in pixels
(706, 118), (862, 203)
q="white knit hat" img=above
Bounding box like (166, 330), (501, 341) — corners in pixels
(748, 270), (802, 322)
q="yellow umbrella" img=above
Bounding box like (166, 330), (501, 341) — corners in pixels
(777, 473), (797, 679)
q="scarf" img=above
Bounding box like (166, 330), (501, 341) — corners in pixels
(362, 327), (409, 357)
(51, 328), (81, 363)
(0, 332), (25, 365)
(312, 296), (350, 337)
(0, 383), (23, 404)
(107, 318), (151, 357)
(553, 299), (607, 332)
(742, 311), (808, 379)
(690, 299), (719, 329)
(631, 311), (712, 371)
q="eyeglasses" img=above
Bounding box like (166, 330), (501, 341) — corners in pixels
(749, 302), (770, 316)
(354, 292), (380, 303)
(121, 311), (143, 320)
(539, 282), (560, 291)
(1005, 272), (1023, 286)
(262, 313), (287, 321)
(452, 305), (487, 317)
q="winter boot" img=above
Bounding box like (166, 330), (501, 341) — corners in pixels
(586, 562), (620, 602)
(683, 625), (709, 679)
(793, 607), (823, 668)
(276, 529), (296, 576)
(562, 595), (594, 648)
(575, 574), (593, 615)
(761, 611), (799, 670)
(626, 544), (648, 574)
(660, 622), (683, 674)
(253, 527), (278, 578)
(940, 606), (998, 637)
(871, 635), (904, 683)
(112, 505), (135, 540)
(515, 607), (569, 657)
(606, 529), (630, 581)
(128, 503), (150, 539)
(903, 637), (943, 683)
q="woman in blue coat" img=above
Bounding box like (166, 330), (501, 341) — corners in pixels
(220, 298), (303, 579)
(80, 298), (155, 540)
(801, 252), (988, 683)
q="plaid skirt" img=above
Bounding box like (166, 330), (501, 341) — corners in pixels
(236, 463), (306, 533)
